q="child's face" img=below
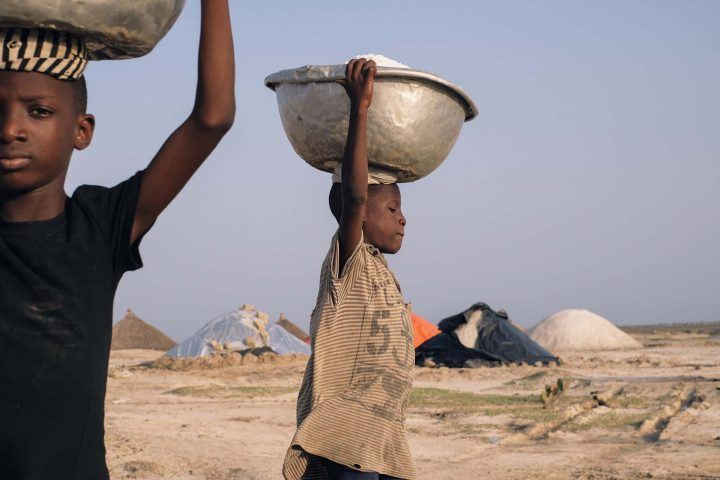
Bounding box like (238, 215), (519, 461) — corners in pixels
(363, 184), (406, 254)
(0, 71), (92, 196)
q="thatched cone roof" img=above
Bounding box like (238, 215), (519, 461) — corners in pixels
(277, 313), (310, 343)
(111, 309), (176, 351)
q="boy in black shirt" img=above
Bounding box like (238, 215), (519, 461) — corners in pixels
(0, 1), (235, 478)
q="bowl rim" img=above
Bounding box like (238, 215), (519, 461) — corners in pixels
(264, 64), (478, 122)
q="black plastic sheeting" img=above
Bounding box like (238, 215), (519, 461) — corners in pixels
(414, 331), (502, 368)
(415, 302), (558, 367)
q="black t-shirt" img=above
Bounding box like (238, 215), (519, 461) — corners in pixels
(0, 172), (145, 480)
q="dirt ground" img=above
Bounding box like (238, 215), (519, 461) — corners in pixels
(106, 328), (720, 480)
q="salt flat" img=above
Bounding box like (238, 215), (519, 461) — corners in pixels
(106, 327), (720, 480)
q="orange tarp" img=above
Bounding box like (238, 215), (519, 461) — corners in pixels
(412, 313), (440, 348)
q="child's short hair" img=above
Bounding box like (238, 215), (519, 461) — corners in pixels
(328, 183), (396, 223)
(73, 76), (88, 113)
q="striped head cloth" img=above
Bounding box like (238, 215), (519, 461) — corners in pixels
(0, 28), (88, 81)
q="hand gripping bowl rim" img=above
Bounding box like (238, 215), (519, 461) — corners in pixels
(264, 64), (478, 122)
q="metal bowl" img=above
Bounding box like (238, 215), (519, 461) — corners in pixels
(265, 64), (478, 183)
(0, 0), (185, 60)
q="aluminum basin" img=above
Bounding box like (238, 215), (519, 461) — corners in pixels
(0, 0), (185, 60)
(265, 64), (478, 183)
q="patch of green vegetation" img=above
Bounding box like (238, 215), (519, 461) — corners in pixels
(564, 411), (650, 432)
(409, 387), (573, 425)
(477, 393), (546, 406)
(611, 395), (653, 409)
(406, 387), (631, 439)
(511, 405), (567, 423)
(410, 388), (542, 410)
(165, 385), (296, 398)
(409, 388), (658, 437)
(505, 371), (550, 387)
(541, 379), (565, 405)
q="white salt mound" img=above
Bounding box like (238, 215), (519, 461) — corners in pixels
(351, 54), (411, 69)
(166, 306), (311, 358)
(166, 306), (269, 358)
(530, 309), (641, 351)
(267, 325), (311, 356)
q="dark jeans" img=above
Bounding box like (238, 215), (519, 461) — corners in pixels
(320, 458), (401, 480)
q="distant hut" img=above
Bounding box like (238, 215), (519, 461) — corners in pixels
(111, 309), (177, 351)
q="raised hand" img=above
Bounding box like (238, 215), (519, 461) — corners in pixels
(342, 58), (377, 111)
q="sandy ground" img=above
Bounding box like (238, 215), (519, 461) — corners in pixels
(106, 330), (720, 480)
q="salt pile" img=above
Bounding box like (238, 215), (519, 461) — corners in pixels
(166, 306), (312, 358)
(166, 305), (270, 358)
(530, 309), (641, 351)
(268, 325), (311, 355)
(351, 54), (410, 69)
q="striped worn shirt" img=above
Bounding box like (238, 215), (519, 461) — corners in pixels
(283, 233), (416, 480)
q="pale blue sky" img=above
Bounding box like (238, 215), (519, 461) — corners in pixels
(67, 1), (719, 341)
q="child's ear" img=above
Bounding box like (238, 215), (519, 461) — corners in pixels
(74, 114), (95, 151)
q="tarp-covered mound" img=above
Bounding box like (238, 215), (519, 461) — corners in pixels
(166, 305), (270, 358)
(111, 309), (176, 351)
(412, 313), (440, 348)
(416, 302), (558, 367)
(531, 309), (641, 351)
(268, 324), (311, 355)
(414, 331), (502, 368)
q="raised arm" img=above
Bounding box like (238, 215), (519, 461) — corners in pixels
(130, 0), (236, 244)
(337, 58), (377, 273)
